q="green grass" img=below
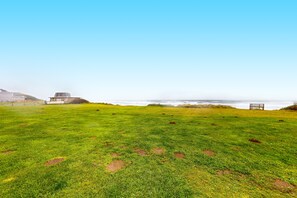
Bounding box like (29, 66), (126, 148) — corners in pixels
(0, 104), (296, 197)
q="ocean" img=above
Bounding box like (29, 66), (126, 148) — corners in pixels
(100, 100), (295, 110)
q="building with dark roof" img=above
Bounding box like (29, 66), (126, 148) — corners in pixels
(47, 92), (89, 104)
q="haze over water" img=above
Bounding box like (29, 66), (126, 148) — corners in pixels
(100, 100), (295, 110)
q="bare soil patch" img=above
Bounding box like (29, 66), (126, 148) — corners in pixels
(161, 159), (169, 164)
(249, 138), (261, 144)
(217, 170), (232, 175)
(120, 145), (128, 149)
(111, 153), (120, 157)
(152, 147), (165, 155)
(274, 179), (295, 191)
(106, 160), (125, 173)
(202, 150), (215, 157)
(169, 122), (176, 124)
(134, 148), (147, 156)
(1, 150), (14, 155)
(103, 142), (113, 147)
(174, 152), (185, 159)
(45, 157), (65, 166)
(231, 146), (241, 151)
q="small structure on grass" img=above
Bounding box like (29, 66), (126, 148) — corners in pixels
(249, 103), (265, 110)
(47, 92), (89, 104)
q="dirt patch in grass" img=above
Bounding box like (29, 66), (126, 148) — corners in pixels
(160, 158), (170, 163)
(202, 150), (215, 157)
(1, 150), (15, 155)
(106, 160), (125, 173)
(111, 153), (120, 157)
(152, 147), (165, 155)
(134, 148), (147, 156)
(274, 179), (295, 192)
(174, 152), (185, 159)
(45, 157), (65, 166)
(217, 170), (232, 175)
(118, 130), (125, 134)
(231, 146), (241, 151)
(103, 142), (113, 147)
(249, 138), (261, 144)
(169, 122), (176, 124)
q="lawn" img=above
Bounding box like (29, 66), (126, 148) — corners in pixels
(0, 104), (296, 197)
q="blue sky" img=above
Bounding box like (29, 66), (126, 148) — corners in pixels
(0, 0), (296, 101)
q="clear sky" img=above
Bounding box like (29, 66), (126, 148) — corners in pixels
(0, 0), (296, 101)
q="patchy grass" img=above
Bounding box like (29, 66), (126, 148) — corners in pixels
(0, 104), (296, 197)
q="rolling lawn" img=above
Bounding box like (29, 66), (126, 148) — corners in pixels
(0, 104), (296, 197)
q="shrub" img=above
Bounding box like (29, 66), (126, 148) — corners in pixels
(281, 105), (297, 111)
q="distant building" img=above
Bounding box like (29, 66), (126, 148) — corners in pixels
(47, 92), (89, 104)
(49, 92), (71, 103)
(0, 89), (29, 102)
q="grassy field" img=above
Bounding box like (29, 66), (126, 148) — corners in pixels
(0, 104), (296, 197)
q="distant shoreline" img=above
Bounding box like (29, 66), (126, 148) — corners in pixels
(98, 100), (295, 110)
(1, 99), (295, 110)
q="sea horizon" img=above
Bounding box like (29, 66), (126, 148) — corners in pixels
(98, 99), (296, 110)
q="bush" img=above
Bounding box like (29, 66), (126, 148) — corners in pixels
(65, 98), (89, 104)
(178, 104), (235, 109)
(281, 105), (297, 111)
(147, 104), (173, 107)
